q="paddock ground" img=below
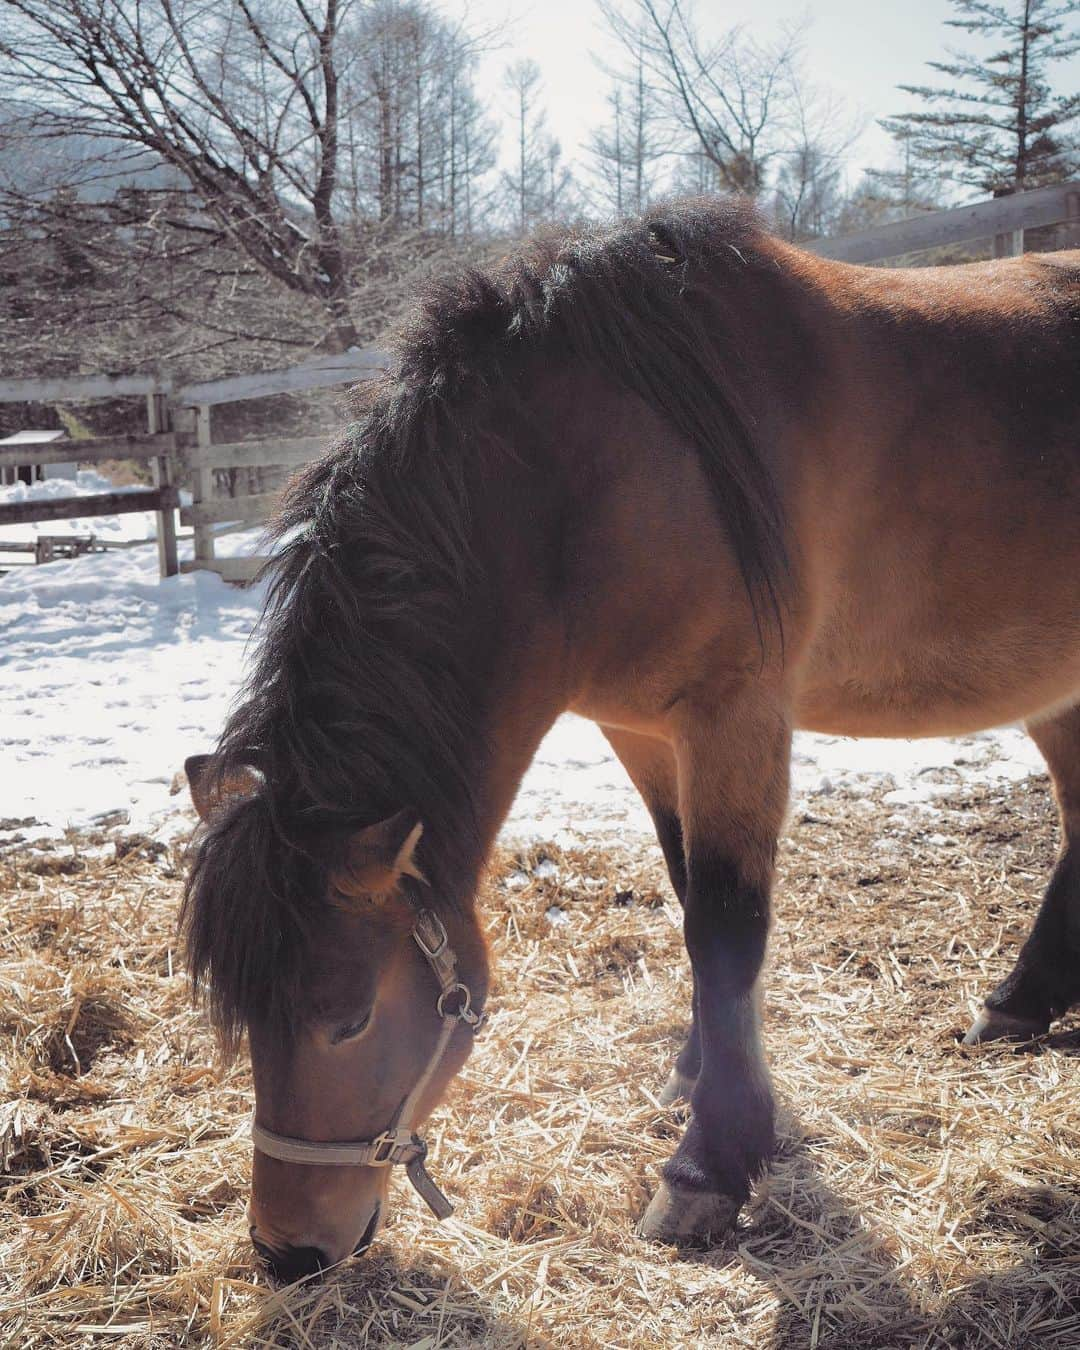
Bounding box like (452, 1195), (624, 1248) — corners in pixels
(0, 775), (1077, 1349)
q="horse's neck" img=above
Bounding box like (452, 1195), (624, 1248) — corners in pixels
(450, 399), (577, 860)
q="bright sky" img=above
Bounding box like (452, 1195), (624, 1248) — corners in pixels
(456, 0), (1080, 191)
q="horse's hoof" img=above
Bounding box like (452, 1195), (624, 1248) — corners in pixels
(657, 1067), (696, 1106)
(962, 1006), (1048, 1045)
(636, 1178), (740, 1246)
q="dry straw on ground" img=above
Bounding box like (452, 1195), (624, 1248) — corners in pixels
(0, 775), (1077, 1348)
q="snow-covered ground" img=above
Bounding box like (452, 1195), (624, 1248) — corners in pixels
(0, 514), (1047, 847)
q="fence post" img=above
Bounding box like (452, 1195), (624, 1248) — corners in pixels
(1067, 188), (1080, 244)
(192, 403), (215, 569)
(147, 391), (179, 578)
(993, 227), (1024, 257)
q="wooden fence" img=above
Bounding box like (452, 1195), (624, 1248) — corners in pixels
(807, 179), (1080, 264)
(0, 376), (179, 577)
(175, 349), (387, 584)
(1, 180), (1077, 583)
(0, 355), (386, 581)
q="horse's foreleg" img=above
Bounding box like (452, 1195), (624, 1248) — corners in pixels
(600, 727), (699, 1102)
(638, 689), (790, 1246)
(966, 703), (1080, 1043)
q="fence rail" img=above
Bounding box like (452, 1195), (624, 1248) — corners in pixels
(0, 372), (166, 404)
(180, 491), (277, 528)
(188, 434), (328, 471)
(0, 487), (177, 528)
(808, 180), (1080, 264)
(2, 179), (1077, 582)
(0, 432), (175, 472)
(177, 350), (386, 407)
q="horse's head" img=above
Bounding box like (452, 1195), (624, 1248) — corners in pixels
(183, 755), (488, 1282)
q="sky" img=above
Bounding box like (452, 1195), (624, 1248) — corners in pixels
(456, 0), (1080, 192)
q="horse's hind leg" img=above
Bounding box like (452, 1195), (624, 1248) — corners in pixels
(601, 727), (700, 1102)
(965, 703), (1080, 1043)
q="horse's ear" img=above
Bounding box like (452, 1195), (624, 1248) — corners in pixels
(185, 754), (262, 822)
(333, 809), (426, 899)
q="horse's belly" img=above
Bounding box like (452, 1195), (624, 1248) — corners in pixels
(793, 633), (1080, 738)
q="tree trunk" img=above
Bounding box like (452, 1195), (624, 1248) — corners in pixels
(1015, 0), (1032, 190)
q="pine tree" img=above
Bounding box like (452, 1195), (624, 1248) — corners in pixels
(880, 0), (1080, 195)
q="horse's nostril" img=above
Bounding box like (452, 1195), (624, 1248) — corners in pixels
(353, 1204), (382, 1255)
(252, 1238), (327, 1283)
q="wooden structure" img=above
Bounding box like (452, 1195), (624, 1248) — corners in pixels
(807, 180), (1080, 265)
(0, 373), (179, 577)
(175, 349), (387, 584)
(0, 533), (103, 569)
(0, 182), (1077, 583)
(0, 430), (76, 486)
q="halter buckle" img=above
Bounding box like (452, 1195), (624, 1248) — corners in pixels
(370, 1129), (423, 1166)
(412, 909), (448, 960)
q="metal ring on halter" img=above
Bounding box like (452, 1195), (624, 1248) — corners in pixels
(437, 982), (473, 1022)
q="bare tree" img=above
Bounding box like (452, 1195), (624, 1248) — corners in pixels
(435, 40), (498, 236)
(0, 0), (365, 347)
(589, 32), (667, 215)
(772, 83), (864, 240)
(340, 1), (496, 235)
(598, 0), (803, 196)
(865, 127), (950, 218)
(0, 0), (500, 352)
(502, 59), (548, 232)
(541, 136), (578, 219)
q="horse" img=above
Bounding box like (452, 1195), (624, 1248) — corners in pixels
(181, 197), (1080, 1281)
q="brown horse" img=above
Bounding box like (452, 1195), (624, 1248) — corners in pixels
(182, 198), (1080, 1280)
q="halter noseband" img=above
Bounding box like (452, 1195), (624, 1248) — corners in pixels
(250, 909), (484, 1220)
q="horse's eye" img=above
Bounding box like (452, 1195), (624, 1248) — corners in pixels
(330, 1013), (371, 1045)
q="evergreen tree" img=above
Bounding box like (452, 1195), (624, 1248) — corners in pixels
(880, 0), (1080, 196)
(867, 126), (950, 215)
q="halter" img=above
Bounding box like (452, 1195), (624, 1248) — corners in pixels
(250, 909), (485, 1220)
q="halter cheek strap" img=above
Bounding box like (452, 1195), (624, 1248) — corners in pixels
(249, 909), (485, 1220)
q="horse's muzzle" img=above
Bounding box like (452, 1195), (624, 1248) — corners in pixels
(353, 1203), (382, 1255)
(252, 1235), (327, 1283)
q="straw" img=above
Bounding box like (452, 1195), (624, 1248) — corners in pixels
(0, 774), (1076, 1347)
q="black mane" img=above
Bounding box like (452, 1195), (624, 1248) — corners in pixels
(181, 197), (790, 1046)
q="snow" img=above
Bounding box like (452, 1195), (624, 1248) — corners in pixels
(508, 712), (1046, 841)
(0, 535), (264, 841)
(0, 520), (1049, 848)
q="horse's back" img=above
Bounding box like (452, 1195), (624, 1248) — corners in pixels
(789, 246), (1080, 738)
